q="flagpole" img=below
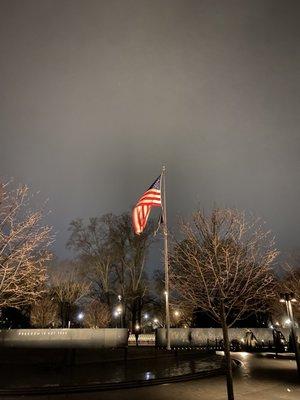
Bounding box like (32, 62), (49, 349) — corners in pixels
(162, 165), (171, 350)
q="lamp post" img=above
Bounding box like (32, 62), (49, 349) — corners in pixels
(280, 292), (300, 375)
(117, 295), (123, 328)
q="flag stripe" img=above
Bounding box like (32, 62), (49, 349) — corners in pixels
(132, 175), (162, 234)
(138, 194), (161, 201)
(137, 199), (161, 205)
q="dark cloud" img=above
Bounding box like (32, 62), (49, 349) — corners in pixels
(1, 0), (299, 258)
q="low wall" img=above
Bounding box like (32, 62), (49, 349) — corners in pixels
(156, 327), (300, 347)
(0, 328), (128, 348)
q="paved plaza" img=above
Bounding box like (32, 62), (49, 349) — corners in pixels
(1, 352), (299, 400)
(0, 350), (222, 390)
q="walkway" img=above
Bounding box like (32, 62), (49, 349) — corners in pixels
(1, 352), (299, 400)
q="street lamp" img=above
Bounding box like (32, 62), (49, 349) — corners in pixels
(114, 304), (123, 328)
(77, 312), (84, 321)
(116, 306), (122, 314)
(173, 310), (181, 327)
(117, 295), (123, 328)
(279, 292), (300, 375)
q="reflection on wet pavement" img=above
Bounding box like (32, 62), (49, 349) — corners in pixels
(0, 353), (222, 389)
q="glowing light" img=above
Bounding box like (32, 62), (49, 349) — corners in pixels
(145, 371), (154, 380)
(239, 352), (249, 358)
(144, 313), (149, 319)
(285, 318), (291, 325)
(77, 312), (84, 320)
(174, 310), (180, 317)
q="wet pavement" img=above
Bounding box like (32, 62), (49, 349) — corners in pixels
(1, 352), (299, 399)
(0, 351), (222, 390)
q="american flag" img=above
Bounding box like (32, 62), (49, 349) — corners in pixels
(132, 175), (162, 234)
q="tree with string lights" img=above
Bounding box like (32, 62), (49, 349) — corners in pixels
(170, 208), (278, 400)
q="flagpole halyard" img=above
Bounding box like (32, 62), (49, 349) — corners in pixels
(162, 165), (171, 350)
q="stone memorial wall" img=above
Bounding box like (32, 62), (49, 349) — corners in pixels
(0, 328), (128, 348)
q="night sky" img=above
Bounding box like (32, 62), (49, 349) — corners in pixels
(1, 0), (299, 261)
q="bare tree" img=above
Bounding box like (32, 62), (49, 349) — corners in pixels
(104, 213), (154, 331)
(67, 218), (113, 306)
(169, 303), (193, 328)
(0, 182), (52, 308)
(30, 294), (58, 328)
(153, 269), (193, 327)
(50, 271), (90, 327)
(170, 208), (278, 400)
(276, 264), (300, 322)
(84, 300), (111, 328)
(68, 212), (154, 330)
(282, 266), (300, 296)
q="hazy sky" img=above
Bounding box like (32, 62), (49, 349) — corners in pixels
(1, 0), (299, 261)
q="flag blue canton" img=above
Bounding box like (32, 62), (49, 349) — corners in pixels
(149, 176), (161, 191)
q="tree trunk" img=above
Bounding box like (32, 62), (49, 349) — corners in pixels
(122, 307), (126, 328)
(220, 300), (234, 400)
(61, 302), (71, 328)
(132, 302), (136, 330)
(105, 291), (111, 308)
(137, 296), (142, 331)
(59, 303), (64, 328)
